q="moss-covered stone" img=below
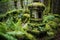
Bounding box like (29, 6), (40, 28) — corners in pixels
(28, 2), (45, 7)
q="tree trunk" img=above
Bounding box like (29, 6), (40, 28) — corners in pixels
(52, 0), (60, 14)
(20, 0), (23, 8)
(0, 0), (15, 14)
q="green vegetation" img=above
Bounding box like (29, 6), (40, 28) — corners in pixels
(0, 0), (60, 40)
(0, 9), (60, 40)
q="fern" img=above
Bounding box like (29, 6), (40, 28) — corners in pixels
(0, 22), (7, 33)
(0, 33), (17, 40)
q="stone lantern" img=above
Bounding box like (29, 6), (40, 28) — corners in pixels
(28, 1), (45, 23)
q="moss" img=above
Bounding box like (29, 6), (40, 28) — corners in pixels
(47, 31), (55, 38)
(25, 33), (37, 40)
(23, 9), (30, 14)
(28, 2), (45, 7)
(45, 24), (52, 31)
(47, 21), (58, 29)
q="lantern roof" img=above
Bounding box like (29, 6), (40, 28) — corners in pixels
(28, 2), (45, 7)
